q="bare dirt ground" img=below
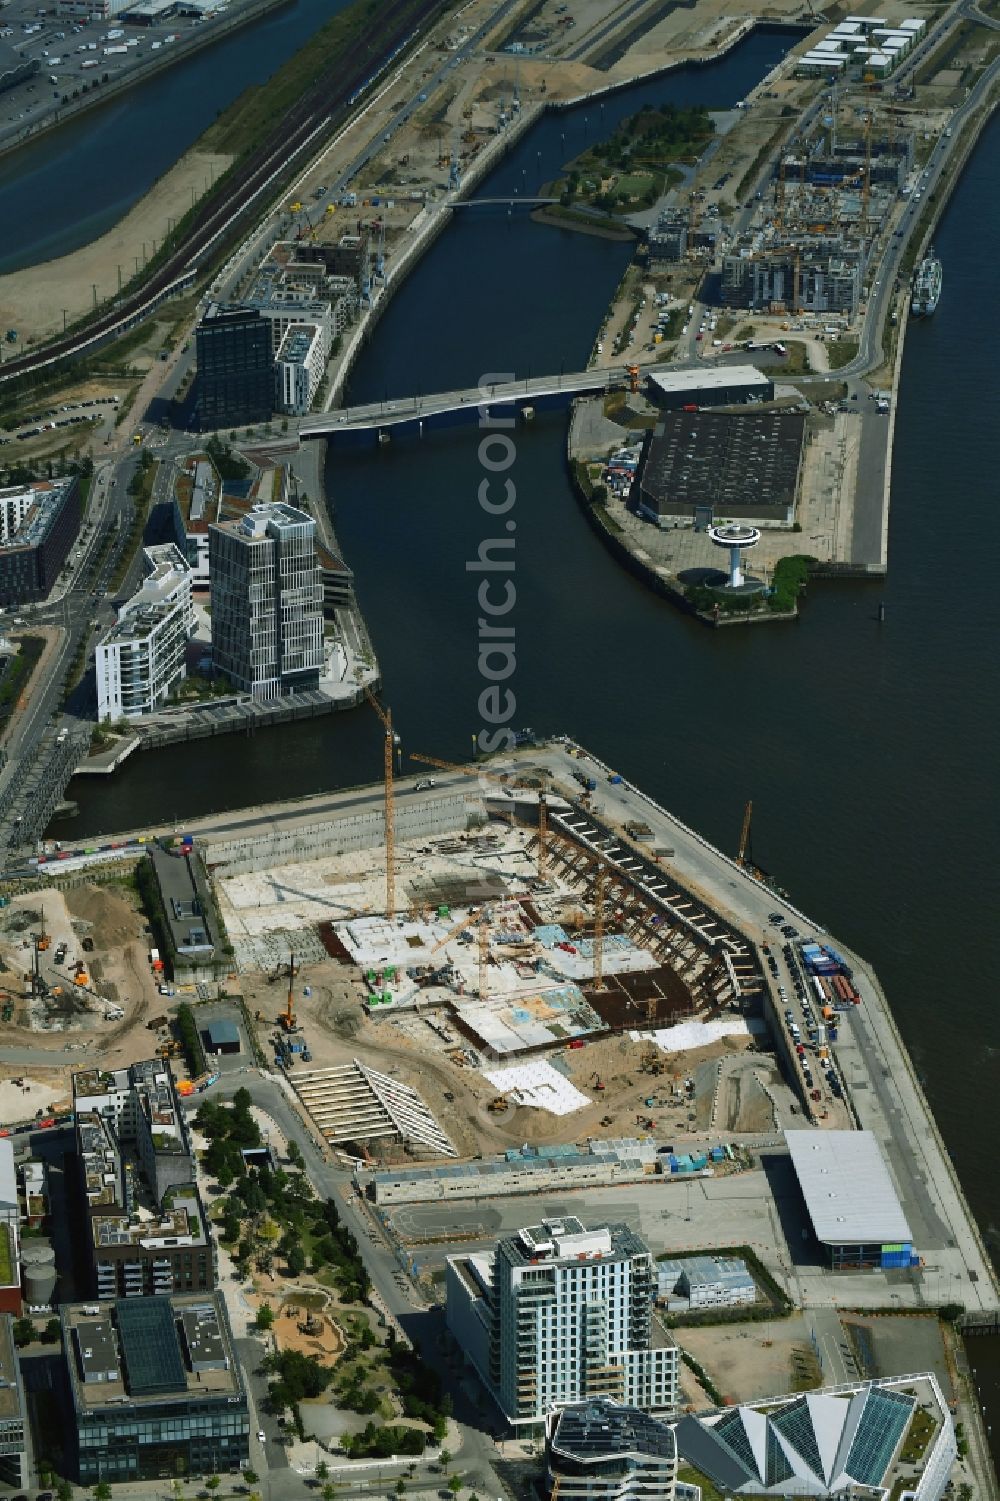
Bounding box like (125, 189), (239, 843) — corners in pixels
(245, 955), (770, 1162)
(0, 880), (163, 1086)
(0, 149), (231, 342)
(677, 1313), (814, 1404)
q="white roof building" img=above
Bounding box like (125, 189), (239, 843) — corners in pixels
(785, 1130), (913, 1266)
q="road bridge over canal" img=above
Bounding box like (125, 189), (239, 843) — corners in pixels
(299, 364), (644, 442)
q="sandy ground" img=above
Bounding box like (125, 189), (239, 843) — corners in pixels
(0, 1074), (71, 1120)
(677, 1313), (814, 1404)
(245, 956), (781, 1163)
(0, 149), (230, 342)
(0, 880), (163, 1090)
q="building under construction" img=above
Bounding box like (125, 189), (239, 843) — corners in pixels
(721, 245), (862, 316)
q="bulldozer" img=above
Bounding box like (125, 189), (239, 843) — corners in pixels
(487, 1097), (509, 1113)
(591, 1073), (606, 1092)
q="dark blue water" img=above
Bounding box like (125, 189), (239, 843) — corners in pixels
(65, 27), (1000, 1338)
(0, 0), (354, 271)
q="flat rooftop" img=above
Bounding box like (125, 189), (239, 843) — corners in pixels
(647, 364), (771, 395)
(64, 1292), (243, 1412)
(785, 1130), (912, 1246)
(0, 477), (74, 553)
(278, 325), (321, 364)
(102, 544), (189, 645)
(553, 1399), (676, 1462)
(148, 844), (218, 958)
(506, 1219), (649, 1267)
(92, 1195), (205, 1250)
(639, 411), (805, 516)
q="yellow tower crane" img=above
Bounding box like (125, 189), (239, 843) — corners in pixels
(366, 688), (399, 919)
(430, 908), (483, 953)
(478, 906), (490, 999)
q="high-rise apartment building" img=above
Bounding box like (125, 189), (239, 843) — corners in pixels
(95, 544), (194, 720)
(208, 502), (324, 700)
(446, 1218), (678, 1430)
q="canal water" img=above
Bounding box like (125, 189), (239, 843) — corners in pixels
(61, 28), (1000, 1430)
(0, 0), (356, 272)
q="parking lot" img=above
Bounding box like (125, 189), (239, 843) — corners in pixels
(0, 1), (253, 144)
(762, 911), (855, 1131)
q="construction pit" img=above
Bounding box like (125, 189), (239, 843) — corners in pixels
(0, 885), (163, 1046)
(220, 804), (792, 1163)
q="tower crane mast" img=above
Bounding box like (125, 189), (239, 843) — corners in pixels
(366, 688), (399, 919)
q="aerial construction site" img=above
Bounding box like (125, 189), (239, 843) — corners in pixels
(139, 733), (868, 1168)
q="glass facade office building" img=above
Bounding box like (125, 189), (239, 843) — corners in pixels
(195, 304), (274, 429)
(63, 1293), (249, 1482)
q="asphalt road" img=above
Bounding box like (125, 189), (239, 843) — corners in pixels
(194, 1073), (509, 1501)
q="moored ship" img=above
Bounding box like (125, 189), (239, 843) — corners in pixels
(911, 251), (942, 316)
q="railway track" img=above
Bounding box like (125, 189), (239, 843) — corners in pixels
(0, 0), (446, 387)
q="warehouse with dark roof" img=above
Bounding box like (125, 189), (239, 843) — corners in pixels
(634, 410), (806, 524)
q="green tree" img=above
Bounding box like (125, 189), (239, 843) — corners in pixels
(439, 1450), (452, 1468)
(396, 1481), (406, 1496)
(94, 1485), (112, 1501)
(11, 1316), (34, 1347)
(206, 1479), (221, 1494)
(242, 1470), (259, 1487)
(286, 1243), (306, 1277)
(315, 1461), (329, 1482)
(42, 1316), (62, 1343)
(255, 1303), (274, 1331)
(448, 1478), (462, 1496)
(322, 1486), (336, 1501)
(56, 1481), (72, 1501)
(287, 1139), (304, 1168)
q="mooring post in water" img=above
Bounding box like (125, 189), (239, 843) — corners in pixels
(878, 601), (886, 623)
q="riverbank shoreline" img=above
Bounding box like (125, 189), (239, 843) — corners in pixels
(0, 0), (293, 170)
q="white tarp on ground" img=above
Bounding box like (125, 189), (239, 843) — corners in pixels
(630, 1017), (764, 1053)
(484, 1061), (591, 1116)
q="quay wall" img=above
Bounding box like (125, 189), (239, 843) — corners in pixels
(565, 405), (799, 627)
(0, 0), (294, 164)
(324, 17), (809, 412)
(204, 790), (482, 875)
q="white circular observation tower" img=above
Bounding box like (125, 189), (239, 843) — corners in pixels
(707, 523), (761, 589)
